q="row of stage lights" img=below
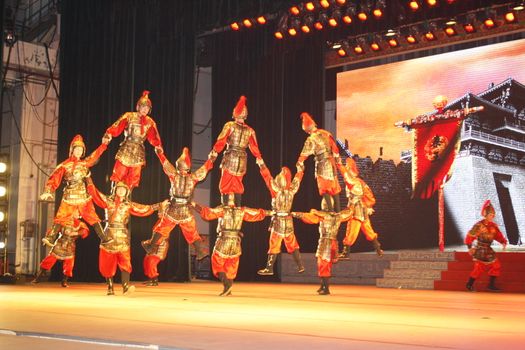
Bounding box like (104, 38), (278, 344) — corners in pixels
(333, 3), (524, 57)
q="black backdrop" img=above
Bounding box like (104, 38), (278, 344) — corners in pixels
(57, 0), (325, 282)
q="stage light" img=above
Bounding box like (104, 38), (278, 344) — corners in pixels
(406, 34), (417, 43)
(463, 23), (476, 33)
(274, 13), (288, 39)
(388, 38), (400, 48)
(374, 0), (386, 18)
(513, 2), (525, 11)
(290, 5), (301, 16)
(423, 22), (438, 41)
(230, 22), (240, 31)
(444, 26), (457, 36)
(0, 187), (5, 198)
(343, 14), (352, 24)
(257, 16), (267, 25)
(483, 18), (495, 29)
(409, 1), (420, 11)
(357, 11), (368, 21)
(306, 2), (316, 11)
(385, 29), (397, 37)
(343, 5), (355, 24)
(0, 211), (4, 223)
(336, 0), (346, 5)
(0, 241), (4, 249)
(320, 0), (330, 9)
(358, 1), (372, 21)
(315, 12), (329, 30)
(504, 11), (516, 23)
(405, 26), (419, 44)
(0, 163), (6, 174)
(353, 37), (366, 54)
(243, 19), (253, 28)
(329, 9), (341, 27)
(427, 0), (437, 6)
(337, 41), (350, 56)
(275, 31), (284, 39)
(302, 15), (314, 33)
(4, 31), (16, 47)
(445, 18), (457, 25)
(331, 41), (342, 49)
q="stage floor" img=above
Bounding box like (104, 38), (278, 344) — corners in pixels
(1, 281), (524, 350)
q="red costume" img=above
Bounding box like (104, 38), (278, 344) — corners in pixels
(465, 200), (508, 292)
(257, 165), (304, 276)
(195, 202), (269, 296)
(208, 96), (264, 204)
(32, 219), (89, 287)
(103, 90), (164, 190)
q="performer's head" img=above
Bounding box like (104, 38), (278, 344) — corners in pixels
(432, 95), (448, 113)
(136, 90), (152, 116)
(272, 167), (292, 191)
(481, 200), (495, 221)
(300, 112), (317, 134)
(176, 147), (192, 173)
(320, 196), (334, 212)
(345, 157), (359, 177)
(69, 134), (86, 158)
(232, 95), (248, 122)
(114, 181), (130, 199)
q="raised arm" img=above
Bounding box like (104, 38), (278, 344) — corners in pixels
(84, 143), (108, 168)
(104, 113), (129, 139)
(129, 201), (160, 217)
(145, 118), (164, 157)
(259, 164), (276, 197)
(211, 122), (233, 154)
(193, 204), (224, 221)
(248, 129), (263, 161)
(297, 137), (314, 164)
(292, 210), (321, 225)
(192, 159), (214, 183)
(242, 207), (270, 222)
(290, 167), (305, 194)
(85, 177), (108, 209)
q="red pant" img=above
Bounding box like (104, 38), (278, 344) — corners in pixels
(211, 252), (240, 280)
(110, 159), (143, 189)
(317, 241), (338, 277)
(343, 219), (378, 246)
(219, 169), (244, 195)
(143, 255), (161, 279)
(317, 176), (341, 196)
(470, 259), (501, 278)
(99, 248), (132, 278)
(152, 215), (201, 243)
(54, 200), (100, 226)
(40, 255), (74, 277)
(267, 231), (300, 254)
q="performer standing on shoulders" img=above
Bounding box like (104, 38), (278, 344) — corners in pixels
(257, 163), (305, 276)
(103, 90), (164, 192)
(208, 95), (265, 206)
(193, 199), (271, 296)
(40, 134), (112, 246)
(465, 200), (507, 292)
(338, 157), (383, 259)
(32, 218), (89, 287)
(87, 178), (164, 295)
(141, 147), (213, 286)
(293, 199), (353, 295)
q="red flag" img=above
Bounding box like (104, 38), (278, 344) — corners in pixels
(412, 118), (463, 199)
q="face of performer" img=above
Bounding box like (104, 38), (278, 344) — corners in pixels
(234, 117), (245, 124)
(72, 146), (84, 159)
(115, 186), (128, 198)
(485, 212), (495, 222)
(138, 104), (150, 117)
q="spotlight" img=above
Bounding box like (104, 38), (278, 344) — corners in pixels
(423, 22), (438, 41)
(230, 22), (240, 31)
(385, 29), (397, 37)
(306, 2), (316, 11)
(257, 16), (267, 25)
(0, 211), (4, 223)
(406, 34), (418, 43)
(462, 14), (476, 33)
(320, 0), (331, 9)
(445, 18), (457, 25)
(343, 4), (355, 23)
(513, 2), (525, 11)
(354, 37), (366, 54)
(387, 37), (400, 48)
(0, 163), (6, 174)
(290, 5), (301, 16)
(504, 11), (516, 23)
(373, 0), (386, 18)
(357, 11), (368, 21)
(288, 18), (300, 36)
(4, 31), (16, 47)
(274, 31), (284, 39)
(337, 41), (351, 56)
(427, 0), (437, 6)
(0, 241), (4, 249)
(302, 15), (314, 33)
(243, 19), (253, 28)
(444, 25), (457, 36)
(274, 13), (288, 39)
(336, 0), (347, 5)
(405, 26), (419, 44)
(409, 1), (420, 11)
(358, 1), (372, 21)
(329, 9), (341, 26)
(315, 12), (329, 30)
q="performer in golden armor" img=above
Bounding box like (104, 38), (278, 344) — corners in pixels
(293, 199), (353, 295)
(32, 218), (89, 287)
(257, 164), (305, 276)
(141, 147), (213, 286)
(193, 199), (270, 296)
(87, 178), (163, 295)
(338, 158), (383, 259)
(296, 112), (348, 211)
(208, 95), (265, 205)
(103, 90), (164, 191)
(40, 135), (112, 246)
(465, 200), (508, 292)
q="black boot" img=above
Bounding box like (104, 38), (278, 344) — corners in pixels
(292, 250), (305, 273)
(193, 239), (209, 261)
(332, 194), (341, 212)
(372, 238), (384, 257)
(487, 276), (502, 292)
(61, 276), (69, 288)
(94, 223), (113, 245)
(121, 271), (135, 295)
(42, 224), (62, 247)
(257, 254), (278, 276)
(218, 272), (233, 296)
(143, 277), (159, 287)
(322, 194), (334, 211)
(142, 232), (162, 255)
(318, 277), (330, 295)
(31, 269), (47, 284)
(106, 278), (115, 295)
(466, 277), (475, 292)
(234, 194), (242, 206)
(338, 245), (351, 260)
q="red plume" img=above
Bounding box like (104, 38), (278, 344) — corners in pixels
(301, 112), (317, 131)
(233, 95), (247, 118)
(183, 147), (191, 168)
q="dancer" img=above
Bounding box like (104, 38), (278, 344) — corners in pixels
(296, 112), (348, 212)
(338, 157), (383, 259)
(40, 134), (112, 246)
(103, 90), (164, 191)
(257, 164), (305, 276)
(32, 218), (89, 287)
(141, 147), (213, 286)
(87, 178), (163, 295)
(193, 199), (270, 296)
(207, 95), (265, 206)
(293, 199), (353, 295)
(465, 200), (508, 292)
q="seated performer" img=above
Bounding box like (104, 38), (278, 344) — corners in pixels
(257, 163), (305, 276)
(192, 198), (270, 296)
(87, 178), (164, 295)
(32, 218), (90, 287)
(207, 95), (265, 206)
(141, 147), (213, 286)
(102, 90), (164, 191)
(338, 158), (383, 259)
(40, 134), (112, 246)
(293, 199), (353, 295)
(465, 200), (508, 292)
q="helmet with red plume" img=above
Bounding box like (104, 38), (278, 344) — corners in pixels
(69, 134), (86, 157)
(300, 112), (317, 132)
(136, 90), (152, 111)
(272, 167), (292, 191)
(176, 147), (192, 172)
(481, 200), (495, 217)
(232, 95), (248, 119)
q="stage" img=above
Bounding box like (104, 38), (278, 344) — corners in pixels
(1, 281), (524, 350)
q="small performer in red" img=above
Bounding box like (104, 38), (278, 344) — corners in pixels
(40, 135), (112, 246)
(87, 178), (163, 295)
(141, 147), (213, 286)
(338, 158), (383, 259)
(465, 200), (508, 292)
(103, 90), (164, 191)
(208, 95), (265, 205)
(293, 200), (353, 295)
(193, 199), (270, 296)
(296, 112), (348, 211)
(32, 218), (89, 287)
(257, 164), (305, 276)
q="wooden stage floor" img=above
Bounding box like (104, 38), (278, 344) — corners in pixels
(1, 281), (524, 350)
